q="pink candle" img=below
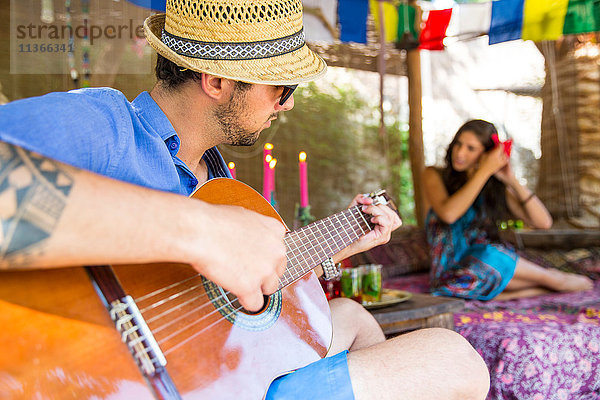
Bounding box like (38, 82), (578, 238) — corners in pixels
(299, 151), (308, 207)
(227, 162), (236, 179)
(269, 158), (277, 205)
(263, 143), (273, 198)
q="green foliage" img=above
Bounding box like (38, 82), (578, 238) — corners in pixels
(362, 120), (416, 226)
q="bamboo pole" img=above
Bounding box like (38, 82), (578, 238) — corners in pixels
(405, 2), (425, 226)
(377, 0), (387, 139)
(407, 48), (425, 226)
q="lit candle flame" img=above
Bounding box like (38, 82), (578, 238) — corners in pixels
(228, 162), (235, 169)
(299, 151), (307, 162)
(269, 158), (277, 169)
(265, 154), (272, 163)
(264, 143), (274, 150)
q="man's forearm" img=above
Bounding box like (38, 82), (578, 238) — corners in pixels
(0, 141), (198, 269)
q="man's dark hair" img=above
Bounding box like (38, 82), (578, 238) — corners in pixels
(155, 54), (202, 89)
(155, 54), (252, 93)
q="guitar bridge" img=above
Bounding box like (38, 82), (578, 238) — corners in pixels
(109, 295), (167, 376)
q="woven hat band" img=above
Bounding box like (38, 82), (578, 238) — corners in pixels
(161, 28), (305, 61)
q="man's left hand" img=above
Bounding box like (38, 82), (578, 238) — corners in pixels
(334, 193), (402, 261)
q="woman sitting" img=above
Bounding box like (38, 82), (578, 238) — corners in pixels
(423, 119), (593, 300)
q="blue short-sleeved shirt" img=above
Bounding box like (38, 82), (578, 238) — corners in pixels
(0, 88), (230, 194)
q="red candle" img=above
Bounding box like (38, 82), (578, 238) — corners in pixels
(269, 158), (277, 205)
(227, 162), (236, 179)
(263, 143), (273, 198)
(299, 151), (308, 208)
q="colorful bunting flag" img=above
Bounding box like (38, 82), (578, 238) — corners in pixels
(397, 4), (418, 41)
(446, 2), (492, 40)
(333, 0), (600, 48)
(522, 0), (570, 41)
(125, 0), (165, 11)
(419, 9), (453, 50)
(489, 0), (525, 45)
(338, 0), (369, 44)
(563, 0), (600, 34)
(370, 0), (399, 42)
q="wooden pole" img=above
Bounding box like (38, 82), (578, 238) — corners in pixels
(407, 48), (425, 227)
(377, 0), (386, 139)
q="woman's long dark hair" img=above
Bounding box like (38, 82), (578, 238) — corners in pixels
(442, 120), (509, 236)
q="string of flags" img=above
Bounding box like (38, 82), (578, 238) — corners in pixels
(330, 0), (600, 49)
(126, 0), (600, 49)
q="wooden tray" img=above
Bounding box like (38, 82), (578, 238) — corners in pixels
(363, 289), (413, 309)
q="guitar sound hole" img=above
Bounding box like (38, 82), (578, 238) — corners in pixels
(226, 293), (271, 315)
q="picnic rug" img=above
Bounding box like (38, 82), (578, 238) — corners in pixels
(384, 273), (600, 400)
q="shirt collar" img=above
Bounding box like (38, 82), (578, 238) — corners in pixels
(132, 91), (178, 141)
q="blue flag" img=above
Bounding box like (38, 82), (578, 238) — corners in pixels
(338, 0), (369, 44)
(489, 0), (524, 45)
(126, 0), (166, 11)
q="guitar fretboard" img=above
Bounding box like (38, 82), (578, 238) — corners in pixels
(278, 205), (373, 289)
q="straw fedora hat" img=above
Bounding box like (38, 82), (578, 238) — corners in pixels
(144, 0), (327, 85)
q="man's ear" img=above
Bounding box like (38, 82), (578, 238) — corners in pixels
(200, 74), (234, 101)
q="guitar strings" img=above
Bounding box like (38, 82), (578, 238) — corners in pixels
(162, 303), (245, 356)
(151, 288), (235, 335)
(123, 301), (244, 364)
(144, 284), (212, 324)
(123, 298), (242, 360)
(135, 274), (200, 303)
(139, 280), (207, 315)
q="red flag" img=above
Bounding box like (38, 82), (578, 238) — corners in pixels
(418, 9), (453, 50)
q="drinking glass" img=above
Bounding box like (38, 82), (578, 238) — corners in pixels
(360, 264), (382, 305)
(341, 267), (362, 303)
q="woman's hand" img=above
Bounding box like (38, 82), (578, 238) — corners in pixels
(493, 162), (516, 185)
(478, 145), (508, 177)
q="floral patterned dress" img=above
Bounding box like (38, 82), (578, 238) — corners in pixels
(426, 197), (518, 300)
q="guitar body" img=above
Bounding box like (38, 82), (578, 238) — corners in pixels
(0, 179), (332, 399)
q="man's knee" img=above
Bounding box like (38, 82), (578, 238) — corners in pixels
(329, 297), (365, 315)
(424, 328), (490, 399)
(330, 298), (381, 330)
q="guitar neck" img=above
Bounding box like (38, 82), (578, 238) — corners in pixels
(278, 206), (374, 290)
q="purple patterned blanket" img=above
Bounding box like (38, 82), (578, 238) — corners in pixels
(384, 274), (600, 400)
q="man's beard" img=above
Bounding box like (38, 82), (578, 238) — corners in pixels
(214, 90), (276, 146)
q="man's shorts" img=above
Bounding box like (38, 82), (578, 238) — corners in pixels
(265, 350), (355, 400)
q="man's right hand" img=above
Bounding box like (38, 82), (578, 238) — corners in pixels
(184, 203), (287, 312)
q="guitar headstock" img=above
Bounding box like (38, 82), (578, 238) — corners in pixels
(366, 190), (400, 215)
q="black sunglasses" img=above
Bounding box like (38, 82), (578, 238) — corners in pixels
(279, 85), (298, 106)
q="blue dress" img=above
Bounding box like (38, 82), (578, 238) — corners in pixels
(425, 197), (518, 300)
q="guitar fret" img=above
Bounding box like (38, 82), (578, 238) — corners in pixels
(317, 219), (337, 256)
(350, 207), (367, 236)
(355, 207), (371, 232)
(342, 210), (360, 241)
(307, 224), (328, 261)
(336, 211), (355, 248)
(323, 218), (343, 253)
(332, 213), (351, 247)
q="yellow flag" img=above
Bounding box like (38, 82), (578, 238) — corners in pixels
(522, 0), (569, 41)
(370, 0), (399, 42)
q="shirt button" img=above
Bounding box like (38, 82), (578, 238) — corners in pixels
(170, 142), (178, 150)
(191, 178), (198, 186)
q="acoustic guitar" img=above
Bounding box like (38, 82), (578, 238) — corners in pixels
(0, 178), (391, 399)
